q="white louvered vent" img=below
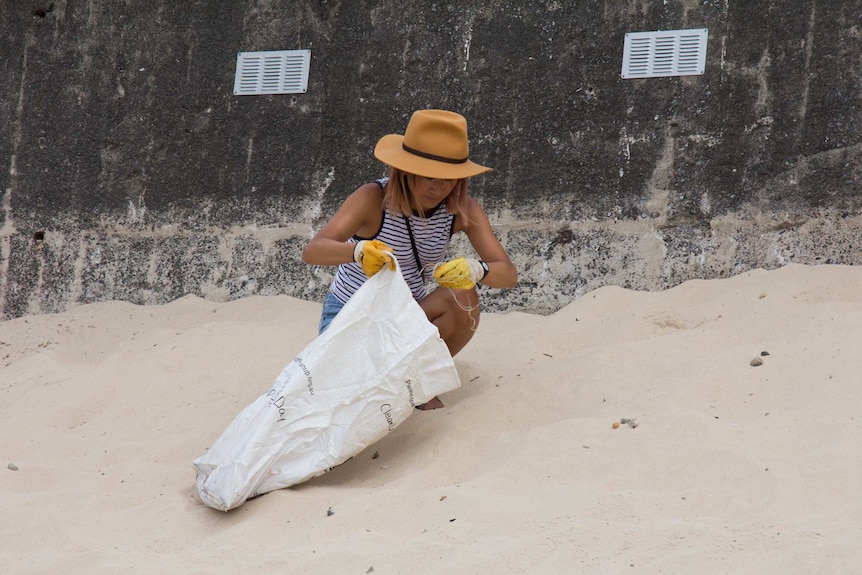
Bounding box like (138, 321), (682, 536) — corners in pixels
(621, 29), (707, 79)
(233, 50), (311, 95)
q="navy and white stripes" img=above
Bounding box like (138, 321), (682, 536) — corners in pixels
(329, 179), (455, 304)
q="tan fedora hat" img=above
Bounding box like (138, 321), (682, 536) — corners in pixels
(374, 109), (492, 179)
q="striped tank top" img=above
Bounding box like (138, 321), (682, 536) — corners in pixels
(329, 178), (456, 303)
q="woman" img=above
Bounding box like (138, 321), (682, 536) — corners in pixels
(302, 109), (517, 409)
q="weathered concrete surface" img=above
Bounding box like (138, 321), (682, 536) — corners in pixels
(1, 0), (861, 319)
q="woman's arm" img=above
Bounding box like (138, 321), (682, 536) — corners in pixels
(459, 198), (518, 288)
(302, 183), (383, 266)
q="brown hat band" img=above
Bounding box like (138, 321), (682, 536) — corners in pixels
(402, 143), (469, 165)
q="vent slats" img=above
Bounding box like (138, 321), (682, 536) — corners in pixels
(621, 29), (708, 79)
(233, 50), (311, 95)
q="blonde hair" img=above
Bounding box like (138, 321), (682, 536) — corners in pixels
(383, 167), (471, 220)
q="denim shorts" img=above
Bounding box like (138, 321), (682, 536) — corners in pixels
(318, 291), (346, 334)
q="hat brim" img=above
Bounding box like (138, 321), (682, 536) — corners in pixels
(374, 134), (492, 179)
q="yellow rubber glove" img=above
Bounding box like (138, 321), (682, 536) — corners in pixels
(433, 257), (487, 289)
(353, 239), (395, 277)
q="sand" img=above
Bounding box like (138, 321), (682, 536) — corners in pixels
(2, 263), (861, 574)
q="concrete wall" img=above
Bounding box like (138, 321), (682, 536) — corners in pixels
(1, 0), (861, 319)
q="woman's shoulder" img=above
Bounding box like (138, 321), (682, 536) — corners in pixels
(341, 181), (386, 232)
(454, 196), (488, 232)
(349, 181), (386, 204)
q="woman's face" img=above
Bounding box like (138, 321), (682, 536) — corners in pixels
(408, 174), (457, 211)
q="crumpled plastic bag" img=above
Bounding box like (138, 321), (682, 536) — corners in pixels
(193, 259), (460, 511)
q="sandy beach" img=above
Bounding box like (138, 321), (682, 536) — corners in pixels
(2, 263), (861, 574)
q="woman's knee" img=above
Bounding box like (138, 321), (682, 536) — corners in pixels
(452, 289), (480, 330)
(422, 287), (480, 332)
(440, 289), (480, 355)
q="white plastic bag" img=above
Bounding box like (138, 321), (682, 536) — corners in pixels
(193, 259), (461, 511)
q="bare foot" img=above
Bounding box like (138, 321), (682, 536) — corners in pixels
(416, 396), (445, 411)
